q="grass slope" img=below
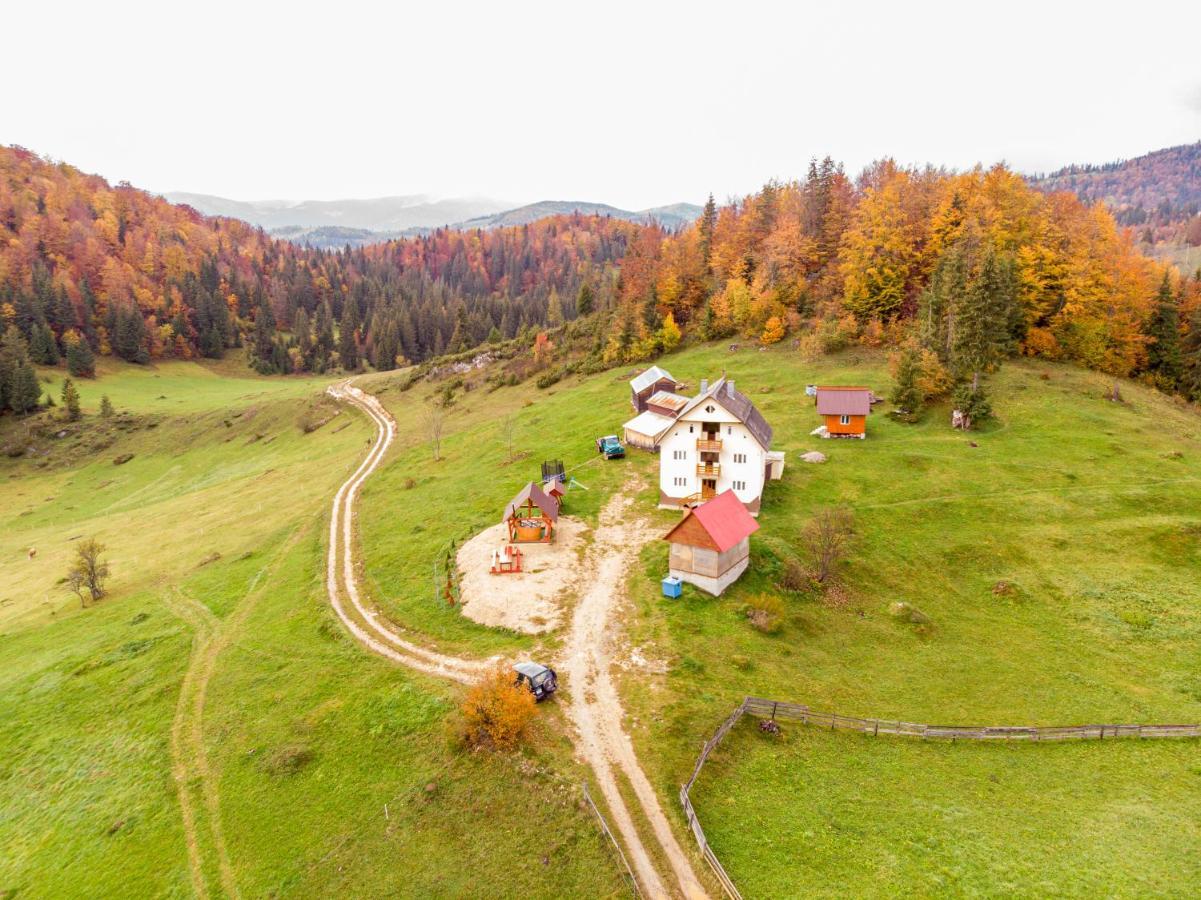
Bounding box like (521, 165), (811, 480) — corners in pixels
(0, 359), (626, 898)
(694, 721), (1201, 897)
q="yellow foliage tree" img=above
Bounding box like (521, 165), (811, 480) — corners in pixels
(460, 665), (537, 751)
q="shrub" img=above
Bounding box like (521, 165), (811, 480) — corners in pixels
(460, 665), (536, 751)
(746, 594), (785, 634)
(778, 558), (809, 592)
(535, 368), (563, 389)
(802, 508), (854, 584)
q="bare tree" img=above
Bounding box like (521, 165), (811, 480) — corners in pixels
(424, 403), (446, 461)
(802, 508), (854, 584)
(500, 413), (517, 463)
(67, 538), (110, 606)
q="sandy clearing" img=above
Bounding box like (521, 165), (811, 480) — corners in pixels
(455, 518), (588, 633)
(558, 489), (708, 900)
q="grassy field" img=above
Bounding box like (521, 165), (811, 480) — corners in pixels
(4, 341), (1201, 897)
(0, 357), (627, 898)
(692, 721), (1201, 897)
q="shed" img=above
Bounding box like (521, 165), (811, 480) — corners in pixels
(623, 409), (678, 451)
(814, 386), (872, 439)
(503, 482), (559, 543)
(661, 489), (759, 596)
(630, 366), (679, 413)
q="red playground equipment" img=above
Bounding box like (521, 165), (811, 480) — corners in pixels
(489, 544), (523, 575)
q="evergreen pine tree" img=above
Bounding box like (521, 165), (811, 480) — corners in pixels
(889, 347), (924, 422)
(253, 294), (277, 368)
(29, 325), (59, 365)
(1144, 272), (1183, 389)
(100, 395), (114, 418)
(699, 193), (718, 270)
(66, 337), (95, 377)
(61, 378), (81, 421)
(293, 307), (313, 371)
(576, 283), (595, 317)
(9, 364), (40, 414)
(1181, 306), (1201, 403)
(339, 295), (360, 370)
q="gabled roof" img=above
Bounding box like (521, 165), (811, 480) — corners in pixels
(503, 482), (559, 522)
(677, 375), (773, 449)
(662, 489), (759, 552)
(630, 365), (676, 394)
(815, 386), (872, 416)
(623, 409), (677, 439)
(647, 390), (689, 414)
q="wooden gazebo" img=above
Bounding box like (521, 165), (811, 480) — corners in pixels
(503, 482), (559, 543)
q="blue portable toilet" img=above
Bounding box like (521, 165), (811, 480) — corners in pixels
(661, 575), (683, 598)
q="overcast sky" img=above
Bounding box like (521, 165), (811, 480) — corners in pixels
(5, 0), (1200, 209)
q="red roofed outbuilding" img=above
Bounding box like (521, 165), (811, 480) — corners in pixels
(661, 489), (760, 595)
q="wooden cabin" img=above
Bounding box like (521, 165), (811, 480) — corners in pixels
(503, 482), (558, 543)
(629, 366), (680, 413)
(814, 386), (872, 439)
(661, 489), (759, 596)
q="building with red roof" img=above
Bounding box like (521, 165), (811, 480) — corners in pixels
(661, 489), (760, 595)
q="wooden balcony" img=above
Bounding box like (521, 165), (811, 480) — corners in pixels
(696, 463), (721, 478)
(696, 438), (722, 452)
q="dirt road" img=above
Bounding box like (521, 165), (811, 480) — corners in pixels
(557, 491), (708, 899)
(326, 380), (706, 899)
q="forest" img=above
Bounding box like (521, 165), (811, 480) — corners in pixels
(3, 144), (1201, 415)
(0, 145), (641, 380)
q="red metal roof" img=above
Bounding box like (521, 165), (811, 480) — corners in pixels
(815, 386), (872, 416)
(673, 489), (759, 552)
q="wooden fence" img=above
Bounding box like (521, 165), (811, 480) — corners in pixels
(680, 696), (1201, 900)
(581, 781), (642, 899)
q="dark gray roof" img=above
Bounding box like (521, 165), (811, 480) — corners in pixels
(514, 661), (551, 678)
(503, 481), (559, 522)
(681, 376), (772, 449)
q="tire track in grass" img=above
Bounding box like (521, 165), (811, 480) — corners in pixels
(165, 526), (310, 899)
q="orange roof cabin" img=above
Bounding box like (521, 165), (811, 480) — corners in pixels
(504, 482), (558, 543)
(814, 386), (872, 439)
(661, 489), (759, 596)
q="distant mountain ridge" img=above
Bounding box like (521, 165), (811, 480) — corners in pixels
(165, 192), (704, 245)
(455, 200), (704, 230)
(163, 192), (515, 233)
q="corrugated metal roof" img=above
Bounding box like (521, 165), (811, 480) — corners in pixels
(815, 386), (872, 416)
(664, 489), (759, 552)
(503, 482), (559, 522)
(630, 365), (676, 394)
(647, 390), (689, 413)
(623, 409), (677, 439)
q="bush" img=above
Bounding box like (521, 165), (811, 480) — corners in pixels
(459, 665), (536, 751)
(778, 558), (809, 592)
(746, 594), (785, 634)
(535, 368), (563, 389)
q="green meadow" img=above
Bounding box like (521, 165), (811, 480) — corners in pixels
(3, 341), (1200, 897)
(0, 358), (626, 898)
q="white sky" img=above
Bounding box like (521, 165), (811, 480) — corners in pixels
(5, 0), (1200, 209)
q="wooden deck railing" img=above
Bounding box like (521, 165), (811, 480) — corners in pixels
(696, 438), (722, 452)
(679, 696), (1201, 899)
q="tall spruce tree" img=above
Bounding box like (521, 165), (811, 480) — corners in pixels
(1181, 305), (1201, 402)
(698, 194), (718, 270)
(889, 347), (924, 422)
(66, 337), (95, 377)
(339, 295), (360, 370)
(61, 378), (81, 421)
(1144, 273), (1182, 389)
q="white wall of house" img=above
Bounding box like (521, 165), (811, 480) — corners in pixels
(658, 397), (767, 509)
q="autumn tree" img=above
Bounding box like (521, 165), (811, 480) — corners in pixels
(67, 538), (110, 606)
(459, 664), (537, 751)
(424, 402), (445, 461)
(802, 508), (854, 584)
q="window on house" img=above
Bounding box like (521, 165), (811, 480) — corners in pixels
(733, 480), (746, 491)
(840, 414), (851, 425)
(727, 426), (732, 435)
(689, 425), (694, 433)
(734, 453), (746, 464)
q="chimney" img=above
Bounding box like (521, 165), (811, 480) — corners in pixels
(727, 380), (735, 396)
(699, 378), (709, 394)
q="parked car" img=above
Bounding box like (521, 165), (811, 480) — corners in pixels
(595, 435), (625, 459)
(513, 662), (558, 701)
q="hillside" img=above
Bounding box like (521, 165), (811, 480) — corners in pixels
(1030, 141), (1201, 243)
(2, 339), (1201, 895)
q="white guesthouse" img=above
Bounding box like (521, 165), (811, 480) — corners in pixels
(657, 376), (781, 516)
